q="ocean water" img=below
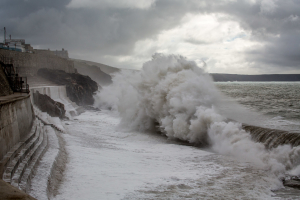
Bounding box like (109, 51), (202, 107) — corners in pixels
(37, 55), (300, 199)
(92, 54), (300, 199)
(53, 111), (285, 200)
(216, 82), (300, 132)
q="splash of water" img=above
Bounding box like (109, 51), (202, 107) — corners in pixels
(95, 54), (300, 186)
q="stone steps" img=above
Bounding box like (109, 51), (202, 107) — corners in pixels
(10, 128), (44, 187)
(35, 114), (64, 133)
(0, 120), (38, 177)
(19, 130), (48, 193)
(29, 106), (66, 199)
(2, 125), (42, 183)
(0, 118), (49, 192)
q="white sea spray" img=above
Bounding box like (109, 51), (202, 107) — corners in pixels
(95, 54), (300, 187)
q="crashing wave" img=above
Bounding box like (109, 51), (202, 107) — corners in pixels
(95, 54), (300, 184)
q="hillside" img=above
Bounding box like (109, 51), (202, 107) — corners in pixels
(72, 59), (120, 86)
(72, 59), (300, 83)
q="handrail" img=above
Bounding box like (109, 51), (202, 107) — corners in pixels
(0, 54), (29, 93)
(0, 54), (13, 65)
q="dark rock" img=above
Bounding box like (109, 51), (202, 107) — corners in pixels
(33, 91), (66, 119)
(83, 105), (101, 111)
(37, 68), (99, 106)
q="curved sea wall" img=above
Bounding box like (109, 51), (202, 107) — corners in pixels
(0, 95), (34, 161)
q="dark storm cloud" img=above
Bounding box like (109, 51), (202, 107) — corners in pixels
(0, 0), (300, 72)
(0, 0), (198, 56)
(0, 0), (69, 17)
(0, 0), (70, 45)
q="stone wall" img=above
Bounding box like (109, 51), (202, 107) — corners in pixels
(0, 66), (13, 97)
(35, 49), (69, 59)
(0, 49), (76, 77)
(0, 95), (34, 160)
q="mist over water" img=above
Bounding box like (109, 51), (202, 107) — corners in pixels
(95, 54), (300, 188)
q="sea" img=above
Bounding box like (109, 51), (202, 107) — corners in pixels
(30, 55), (300, 200)
(216, 82), (300, 132)
(217, 82), (300, 199)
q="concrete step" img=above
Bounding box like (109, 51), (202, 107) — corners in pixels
(0, 120), (38, 177)
(29, 108), (65, 199)
(11, 128), (48, 192)
(2, 123), (42, 183)
(1, 117), (49, 192)
(10, 128), (44, 187)
(19, 129), (48, 193)
(35, 114), (64, 133)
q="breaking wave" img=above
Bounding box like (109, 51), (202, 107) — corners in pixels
(95, 54), (300, 186)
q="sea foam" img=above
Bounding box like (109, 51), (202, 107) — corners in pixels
(95, 54), (300, 185)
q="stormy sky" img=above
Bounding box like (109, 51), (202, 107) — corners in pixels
(0, 0), (300, 74)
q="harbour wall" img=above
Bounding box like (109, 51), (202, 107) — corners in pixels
(0, 49), (76, 77)
(243, 124), (300, 149)
(0, 95), (34, 160)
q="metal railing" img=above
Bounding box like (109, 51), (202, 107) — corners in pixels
(7, 76), (29, 93)
(0, 53), (29, 93)
(0, 54), (13, 65)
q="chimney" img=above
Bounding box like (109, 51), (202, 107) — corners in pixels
(4, 27), (6, 44)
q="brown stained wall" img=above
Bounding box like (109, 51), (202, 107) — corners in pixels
(0, 96), (34, 160)
(0, 49), (76, 77)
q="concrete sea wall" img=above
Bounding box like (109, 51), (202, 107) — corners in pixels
(0, 95), (34, 160)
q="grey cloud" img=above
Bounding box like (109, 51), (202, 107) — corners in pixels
(200, 0), (300, 72)
(0, 0), (69, 20)
(0, 0), (300, 72)
(184, 38), (210, 45)
(1, 0), (198, 57)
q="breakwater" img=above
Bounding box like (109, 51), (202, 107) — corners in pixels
(243, 124), (300, 149)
